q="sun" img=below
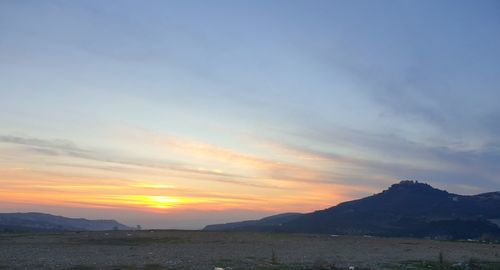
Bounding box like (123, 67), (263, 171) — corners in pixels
(108, 195), (200, 210)
(147, 196), (181, 209)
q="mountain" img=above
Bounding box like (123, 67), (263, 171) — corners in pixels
(203, 181), (500, 240)
(0, 212), (131, 232)
(204, 212), (302, 231)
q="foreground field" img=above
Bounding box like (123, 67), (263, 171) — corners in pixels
(0, 230), (499, 270)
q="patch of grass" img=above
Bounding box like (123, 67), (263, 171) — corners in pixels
(251, 264), (305, 270)
(393, 261), (455, 270)
(143, 264), (164, 270)
(382, 260), (500, 270)
(110, 264), (175, 270)
(110, 264), (139, 270)
(213, 258), (374, 270)
(212, 258), (308, 270)
(271, 248), (278, 265)
(64, 265), (96, 270)
(478, 261), (500, 270)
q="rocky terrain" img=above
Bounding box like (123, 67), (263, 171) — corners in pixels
(1, 230), (499, 270)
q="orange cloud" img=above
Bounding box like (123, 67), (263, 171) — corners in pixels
(0, 132), (379, 219)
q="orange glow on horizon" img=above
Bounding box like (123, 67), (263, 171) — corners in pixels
(0, 131), (380, 222)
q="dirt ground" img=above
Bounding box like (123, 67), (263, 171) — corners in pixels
(0, 230), (499, 270)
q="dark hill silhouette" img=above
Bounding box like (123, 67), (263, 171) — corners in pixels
(0, 212), (131, 232)
(204, 181), (500, 240)
(204, 212), (302, 232)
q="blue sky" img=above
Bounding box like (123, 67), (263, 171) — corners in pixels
(1, 0), (500, 228)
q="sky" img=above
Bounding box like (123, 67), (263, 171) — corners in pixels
(1, 0), (500, 229)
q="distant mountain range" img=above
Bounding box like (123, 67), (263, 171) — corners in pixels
(204, 212), (302, 232)
(204, 181), (500, 240)
(0, 212), (131, 232)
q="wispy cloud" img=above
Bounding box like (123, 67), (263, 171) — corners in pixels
(0, 133), (366, 213)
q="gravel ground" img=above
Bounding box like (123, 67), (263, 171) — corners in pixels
(0, 230), (499, 270)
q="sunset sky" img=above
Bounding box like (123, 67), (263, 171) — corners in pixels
(1, 0), (500, 229)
